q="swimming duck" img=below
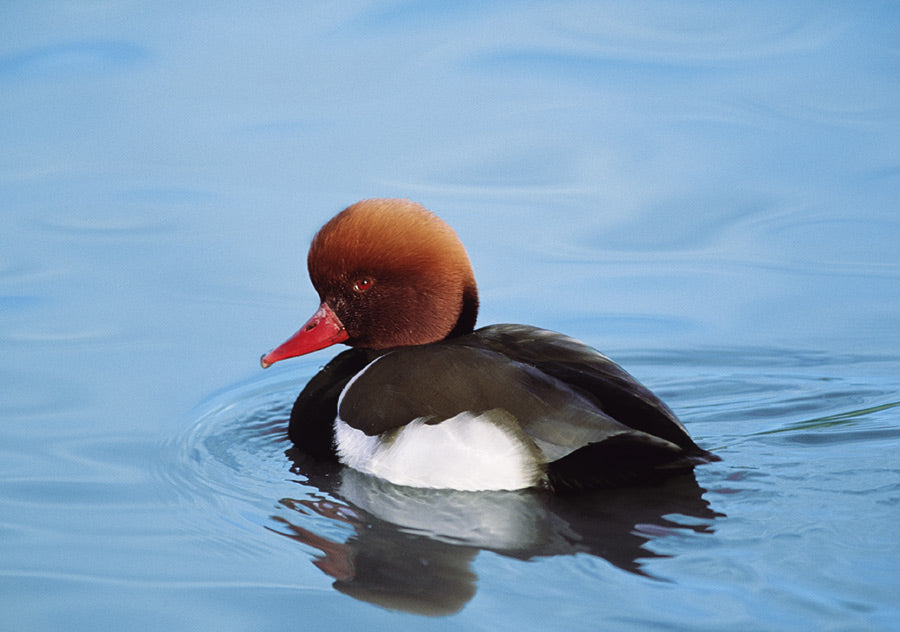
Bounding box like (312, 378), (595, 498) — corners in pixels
(261, 199), (719, 492)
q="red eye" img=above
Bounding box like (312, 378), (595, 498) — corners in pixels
(353, 278), (373, 292)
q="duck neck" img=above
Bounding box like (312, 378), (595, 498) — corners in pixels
(446, 284), (479, 339)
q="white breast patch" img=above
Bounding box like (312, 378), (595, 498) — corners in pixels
(333, 410), (545, 492)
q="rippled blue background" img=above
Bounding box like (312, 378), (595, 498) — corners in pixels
(2, 3), (899, 630)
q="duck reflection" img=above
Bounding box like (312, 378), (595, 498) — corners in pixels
(269, 449), (723, 616)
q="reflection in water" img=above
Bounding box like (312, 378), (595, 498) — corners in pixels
(270, 450), (723, 616)
(182, 374), (724, 616)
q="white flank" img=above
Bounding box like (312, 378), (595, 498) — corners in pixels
(334, 411), (543, 492)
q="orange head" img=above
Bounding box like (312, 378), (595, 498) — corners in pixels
(261, 199), (479, 367)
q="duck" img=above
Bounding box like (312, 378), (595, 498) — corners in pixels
(261, 198), (719, 493)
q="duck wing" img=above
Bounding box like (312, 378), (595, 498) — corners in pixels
(459, 324), (709, 454)
(336, 342), (684, 464)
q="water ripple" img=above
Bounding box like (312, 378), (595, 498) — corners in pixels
(35, 212), (173, 236)
(172, 362), (724, 613)
(167, 369), (303, 508)
(0, 41), (150, 81)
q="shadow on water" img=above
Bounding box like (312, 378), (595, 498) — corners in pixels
(269, 451), (722, 616)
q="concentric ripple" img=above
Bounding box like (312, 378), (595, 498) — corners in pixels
(162, 367), (350, 553)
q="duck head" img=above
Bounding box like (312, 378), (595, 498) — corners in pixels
(261, 199), (479, 367)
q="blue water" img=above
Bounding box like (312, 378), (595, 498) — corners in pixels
(2, 2), (899, 630)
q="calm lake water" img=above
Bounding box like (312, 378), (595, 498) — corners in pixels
(2, 3), (899, 630)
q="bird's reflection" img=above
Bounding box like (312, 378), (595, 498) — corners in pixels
(269, 449), (723, 616)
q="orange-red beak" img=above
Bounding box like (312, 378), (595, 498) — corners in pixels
(260, 302), (349, 368)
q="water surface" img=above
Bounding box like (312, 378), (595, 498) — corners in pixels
(2, 3), (899, 630)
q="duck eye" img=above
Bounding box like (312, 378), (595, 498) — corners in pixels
(352, 277), (373, 293)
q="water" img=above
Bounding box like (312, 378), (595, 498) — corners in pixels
(2, 2), (899, 630)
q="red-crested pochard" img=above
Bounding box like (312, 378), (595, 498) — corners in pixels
(261, 199), (719, 492)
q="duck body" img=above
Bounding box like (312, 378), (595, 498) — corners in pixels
(263, 199), (718, 493)
(290, 324), (716, 492)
